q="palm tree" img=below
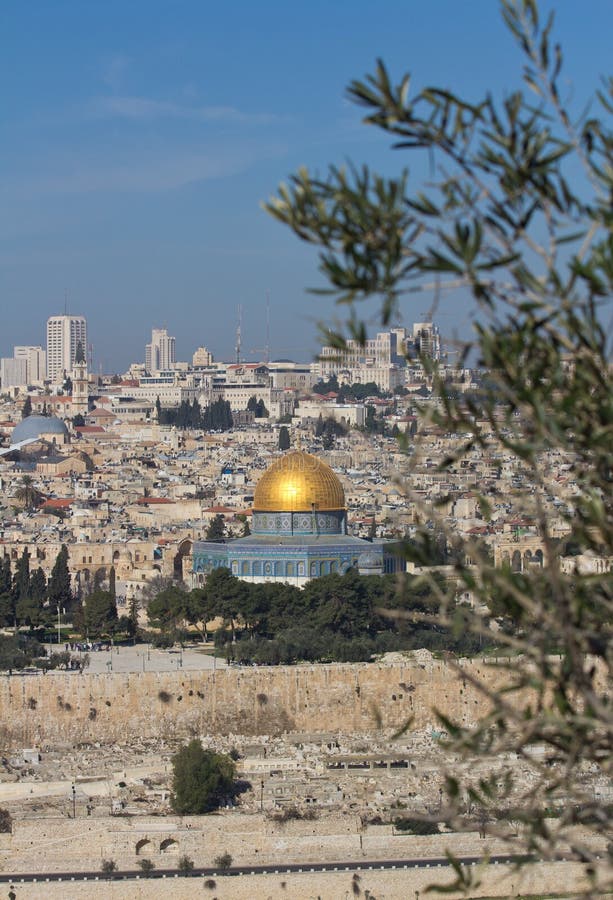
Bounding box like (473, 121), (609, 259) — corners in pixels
(14, 475), (42, 511)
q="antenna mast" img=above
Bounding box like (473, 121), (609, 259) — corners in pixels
(235, 304), (242, 364)
(265, 292), (270, 365)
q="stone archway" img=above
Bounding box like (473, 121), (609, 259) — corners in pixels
(173, 539), (192, 580)
(160, 838), (179, 853)
(135, 838), (152, 856)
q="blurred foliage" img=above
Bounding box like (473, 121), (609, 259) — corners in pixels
(266, 0), (612, 891)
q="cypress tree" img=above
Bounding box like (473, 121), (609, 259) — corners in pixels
(47, 545), (72, 614)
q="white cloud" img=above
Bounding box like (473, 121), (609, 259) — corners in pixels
(6, 144), (286, 196)
(90, 95), (278, 126)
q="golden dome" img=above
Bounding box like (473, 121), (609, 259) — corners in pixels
(254, 450), (345, 512)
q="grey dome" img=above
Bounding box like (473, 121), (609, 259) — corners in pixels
(11, 415), (69, 444)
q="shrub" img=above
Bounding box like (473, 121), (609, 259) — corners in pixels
(213, 852), (233, 871)
(137, 858), (155, 875)
(101, 859), (116, 874)
(394, 817), (439, 835)
(0, 809), (12, 833)
(177, 854), (194, 873)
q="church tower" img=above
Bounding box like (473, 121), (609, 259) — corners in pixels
(71, 341), (89, 417)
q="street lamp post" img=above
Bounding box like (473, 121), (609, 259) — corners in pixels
(57, 606), (65, 645)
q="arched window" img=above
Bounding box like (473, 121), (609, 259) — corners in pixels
(160, 838), (178, 853)
(135, 838), (151, 856)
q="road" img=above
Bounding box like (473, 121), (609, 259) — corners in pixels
(0, 853), (539, 884)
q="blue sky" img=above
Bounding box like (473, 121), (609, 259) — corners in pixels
(1, 1), (610, 372)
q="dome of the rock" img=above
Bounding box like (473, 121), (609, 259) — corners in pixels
(253, 450), (345, 513)
(193, 449), (401, 586)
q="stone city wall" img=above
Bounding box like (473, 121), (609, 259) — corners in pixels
(0, 859), (598, 900)
(0, 658), (506, 748)
(0, 814), (515, 874)
(1, 813), (606, 884)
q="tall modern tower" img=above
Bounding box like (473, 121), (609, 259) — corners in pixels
(13, 346), (46, 384)
(46, 315), (88, 383)
(145, 328), (176, 374)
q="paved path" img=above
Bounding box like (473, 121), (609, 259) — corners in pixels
(0, 852), (541, 883)
(44, 643), (227, 675)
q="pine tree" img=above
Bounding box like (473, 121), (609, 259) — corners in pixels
(21, 396), (32, 419)
(205, 514), (226, 542)
(83, 590), (118, 637)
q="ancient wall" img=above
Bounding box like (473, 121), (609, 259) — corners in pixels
(0, 814), (514, 873)
(0, 658), (505, 749)
(1, 813), (605, 889)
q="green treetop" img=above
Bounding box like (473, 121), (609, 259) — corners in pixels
(171, 740), (237, 814)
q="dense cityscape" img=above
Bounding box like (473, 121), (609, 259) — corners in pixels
(0, 305), (609, 897)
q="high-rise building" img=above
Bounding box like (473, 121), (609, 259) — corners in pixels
(14, 346), (46, 384)
(46, 315), (87, 383)
(0, 357), (28, 389)
(192, 346), (214, 368)
(145, 328), (176, 374)
(411, 321), (441, 360)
